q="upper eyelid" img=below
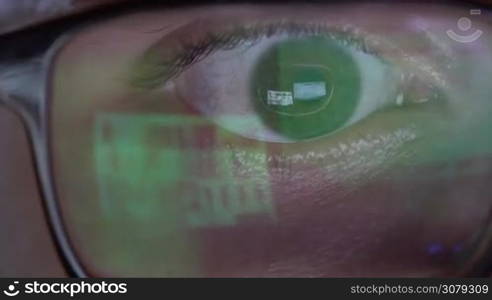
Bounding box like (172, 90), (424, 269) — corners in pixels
(127, 20), (380, 90)
(127, 16), (455, 92)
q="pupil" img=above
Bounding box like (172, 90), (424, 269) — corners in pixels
(252, 36), (361, 140)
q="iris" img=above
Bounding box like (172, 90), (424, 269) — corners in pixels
(252, 36), (361, 140)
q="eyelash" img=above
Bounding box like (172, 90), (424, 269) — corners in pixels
(132, 21), (381, 89)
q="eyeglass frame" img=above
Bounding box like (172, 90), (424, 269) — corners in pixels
(0, 1), (492, 278)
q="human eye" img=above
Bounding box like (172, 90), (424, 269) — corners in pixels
(132, 20), (413, 142)
(48, 3), (492, 277)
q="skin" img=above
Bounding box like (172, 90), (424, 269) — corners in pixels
(1, 0), (492, 277)
(0, 0), (119, 278)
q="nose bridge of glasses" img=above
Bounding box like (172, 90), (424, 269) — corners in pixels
(0, 59), (47, 127)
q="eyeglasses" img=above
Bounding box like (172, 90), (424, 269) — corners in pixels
(1, 1), (492, 277)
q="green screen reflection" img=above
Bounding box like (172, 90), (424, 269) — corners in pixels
(93, 113), (276, 274)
